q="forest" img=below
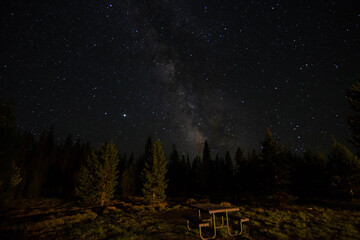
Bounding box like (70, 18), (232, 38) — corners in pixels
(1, 112), (359, 204)
(1, 82), (360, 239)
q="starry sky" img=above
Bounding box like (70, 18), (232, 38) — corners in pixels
(1, 0), (360, 157)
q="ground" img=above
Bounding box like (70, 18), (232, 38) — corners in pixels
(0, 197), (360, 239)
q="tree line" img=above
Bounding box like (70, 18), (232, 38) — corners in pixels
(1, 80), (360, 205)
(1, 121), (360, 206)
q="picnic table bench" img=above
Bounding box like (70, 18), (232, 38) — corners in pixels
(227, 214), (250, 236)
(182, 213), (211, 239)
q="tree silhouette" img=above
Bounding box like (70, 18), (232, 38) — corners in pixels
(167, 144), (181, 196)
(201, 140), (212, 194)
(260, 128), (290, 195)
(328, 139), (360, 200)
(223, 151), (234, 192)
(347, 80), (360, 152)
(291, 150), (328, 198)
(121, 153), (136, 197)
(0, 101), (22, 204)
(135, 136), (152, 194)
(141, 140), (168, 204)
(77, 141), (119, 206)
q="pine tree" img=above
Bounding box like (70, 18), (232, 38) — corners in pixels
(191, 156), (202, 193)
(121, 154), (136, 196)
(292, 150), (328, 198)
(76, 141), (119, 206)
(26, 131), (47, 197)
(201, 140), (212, 194)
(135, 137), (152, 194)
(0, 102), (22, 205)
(168, 144), (181, 195)
(347, 81), (360, 151)
(260, 128), (290, 195)
(141, 140), (168, 204)
(234, 147), (245, 177)
(328, 139), (360, 200)
(260, 128), (278, 193)
(234, 147), (246, 191)
(223, 151), (234, 193)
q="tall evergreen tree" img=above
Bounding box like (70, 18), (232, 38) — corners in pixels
(181, 153), (191, 195)
(223, 151), (234, 193)
(15, 132), (34, 198)
(247, 149), (260, 193)
(77, 141), (119, 206)
(26, 131), (47, 197)
(260, 128), (278, 193)
(291, 150), (328, 198)
(60, 134), (75, 197)
(141, 140), (168, 204)
(136, 136), (152, 194)
(191, 156), (202, 193)
(42, 127), (59, 196)
(347, 80), (360, 152)
(168, 144), (181, 195)
(234, 147), (247, 193)
(260, 128), (290, 195)
(234, 147), (245, 177)
(201, 140), (212, 194)
(328, 139), (360, 200)
(121, 153), (136, 196)
(213, 154), (222, 192)
(0, 102), (22, 204)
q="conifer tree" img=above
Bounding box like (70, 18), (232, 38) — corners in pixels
(135, 137), (152, 194)
(328, 139), (360, 200)
(260, 128), (290, 194)
(260, 128), (278, 192)
(26, 131), (47, 197)
(234, 147), (247, 191)
(77, 141), (119, 206)
(247, 149), (260, 192)
(224, 151), (234, 192)
(201, 140), (212, 193)
(121, 154), (136, 196)
(181, 153), (191, 194)
(168, 144), (181, 195)
(141, 140), (168, 204)
(347, 80), (360, 151)
(234, 147), (245, 176)
(191, 156), (202, 193)
(291, 150), (328, 198)
(0, 102), (22, 204)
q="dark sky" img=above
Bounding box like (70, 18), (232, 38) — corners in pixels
(1, 0), (360, 157)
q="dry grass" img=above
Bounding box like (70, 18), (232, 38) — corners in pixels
(0, 197), (359, 239)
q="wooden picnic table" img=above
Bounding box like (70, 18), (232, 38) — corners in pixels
(184, 203), (249, 239)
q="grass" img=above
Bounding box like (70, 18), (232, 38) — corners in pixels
(233, 203), (360, 240)
(0, 197), (359, 239)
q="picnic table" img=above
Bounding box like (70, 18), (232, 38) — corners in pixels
(183, 203), (249, 239)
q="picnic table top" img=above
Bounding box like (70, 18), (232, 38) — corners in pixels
(190, 203), (240, 214)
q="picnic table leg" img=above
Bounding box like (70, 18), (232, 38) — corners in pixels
(198, 213), (216, 240)
(186, 219), (214, 240)
(186, 219), (191, 231)
(220, 215), (225, 227)
(205, 213), (217, 239)
(226, 212), (246, 237)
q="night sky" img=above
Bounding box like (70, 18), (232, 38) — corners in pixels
(1, 0), (360, 157)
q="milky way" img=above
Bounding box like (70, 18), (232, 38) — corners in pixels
(1, 0), (359, 157)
